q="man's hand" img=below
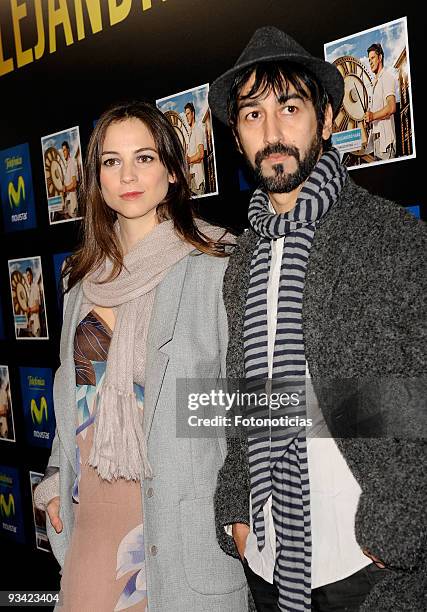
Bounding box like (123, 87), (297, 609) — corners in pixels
(362, 548), (386, 569)
(232, 522), (250, 560)
(46, 496), (63, 534)
(364, 110), (374, 123)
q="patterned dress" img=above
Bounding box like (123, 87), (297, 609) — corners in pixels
(59, 311), (148, 611)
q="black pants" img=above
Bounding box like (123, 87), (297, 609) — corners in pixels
(243, 560), (390, 611)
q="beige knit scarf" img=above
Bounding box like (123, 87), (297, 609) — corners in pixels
(82, 218), (226, 482)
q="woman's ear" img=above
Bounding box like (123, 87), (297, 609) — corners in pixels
(168, 173), (176, 184)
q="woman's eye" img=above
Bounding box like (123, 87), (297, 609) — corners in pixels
(102, 158), (119, 167)
(137, 155), (154, 163)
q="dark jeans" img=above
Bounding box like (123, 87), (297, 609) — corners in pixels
(243, 560), (390, 611)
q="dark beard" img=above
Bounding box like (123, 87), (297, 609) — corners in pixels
(254, 132), (323, 193)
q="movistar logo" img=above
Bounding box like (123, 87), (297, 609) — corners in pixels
(31, 397), (48, 424)
(8, 176), (25, 209)
(0, 493), (15, 518)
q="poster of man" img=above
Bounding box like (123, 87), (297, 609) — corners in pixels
(0, 365), (15, 442)
(41, 126), (83, 223)
(8, 256), (49, 340)
(156, 84), (219, 198)
(30, 471), (53, 553)
(53, 251), (72, 315)
(324, 17), (415, 169)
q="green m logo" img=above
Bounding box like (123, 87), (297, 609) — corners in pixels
(8, 176), (25, 209)
(0, 493), (15, 518)
(31, 396), (48, 425)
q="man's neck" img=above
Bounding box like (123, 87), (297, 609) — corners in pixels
(268, 182), (304, 214)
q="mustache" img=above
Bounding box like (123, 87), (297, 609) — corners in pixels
(254, 142), (300, 168)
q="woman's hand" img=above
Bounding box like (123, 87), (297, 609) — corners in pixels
(46, 496), (63, 533)
(232, 522), (250, 561)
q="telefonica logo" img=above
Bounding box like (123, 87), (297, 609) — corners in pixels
(8, 176), (25, 208)
(31, 397), (48, 424)
(0, 493), (15, 518)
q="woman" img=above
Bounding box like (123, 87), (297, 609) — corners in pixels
(34, 101), (247, 611)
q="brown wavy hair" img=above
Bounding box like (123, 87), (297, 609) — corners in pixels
(64, 100), (229, 291)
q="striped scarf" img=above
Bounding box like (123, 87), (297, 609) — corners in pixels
(244, 149), (348, 611)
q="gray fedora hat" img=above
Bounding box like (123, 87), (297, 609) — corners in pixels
(209, 26), (344, 124)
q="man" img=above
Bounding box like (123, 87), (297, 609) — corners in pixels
(61, 141), (78, 217)
(209, 27), (425, 611)
(184, 102), (206, 195)
(25, 267), (41, 337)
(364, 43), (397, 161)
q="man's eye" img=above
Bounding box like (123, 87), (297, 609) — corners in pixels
(246, 111), (261, 121)
(284, 105), (297, 114)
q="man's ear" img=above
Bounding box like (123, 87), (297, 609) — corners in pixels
(322, 104), (333, 141)
(233, 128), (243, 154)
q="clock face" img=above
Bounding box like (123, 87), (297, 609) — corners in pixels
(333, 56), (373, 154)
(10, 270), (28, 314)
(164, 110), (190, 152)
(44, 146), (64, 196)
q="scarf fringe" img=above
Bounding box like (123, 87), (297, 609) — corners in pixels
(87, 383), (153, 482)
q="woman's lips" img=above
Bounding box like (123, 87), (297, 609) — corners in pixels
(119, 191), (144, 200)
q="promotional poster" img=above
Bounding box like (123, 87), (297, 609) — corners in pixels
(324, 17), (415, 169)
(53, 251), (72, 315)
(0, 465), (24, 544)
(29, 471), (52, 553)
(41, 126), (83, 224)
(20, 367), (55, 449)
(0, 297), (5, 340)
(156, 84), (219, 198)
(0, 143), (37, 232)
(0, 365), (15, 443)
(8, 256), (49, 340)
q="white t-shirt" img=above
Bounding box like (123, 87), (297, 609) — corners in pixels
(28, 280), (41, 336)
(64, 156), (78, 215)
(371, 67), (396, 153)
(243, 207), (371, 589)
(188, 122), (206, 189)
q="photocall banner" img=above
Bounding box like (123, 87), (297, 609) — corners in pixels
(0, 297), (4, 340)
(0, 365), (16, 443)
(53, 251), (72, 315)
(0, 143), (36, 232)
(19, 367), (55, 448)
(0, 465), (25, 544)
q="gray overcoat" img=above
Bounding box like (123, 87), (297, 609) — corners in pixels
(46, 252), (247, 611)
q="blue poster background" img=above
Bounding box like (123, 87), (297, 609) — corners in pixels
(0, 465), (25, 544)
(0, 143), (36, 232)
(19, 367), (55, 449)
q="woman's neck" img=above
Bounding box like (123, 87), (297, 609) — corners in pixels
(117, 213), (158, 254)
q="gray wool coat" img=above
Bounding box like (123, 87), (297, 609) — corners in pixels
(46, 252), (248, 611)
(214, 179), (426, 611)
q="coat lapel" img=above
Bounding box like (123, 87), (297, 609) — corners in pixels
(144, 256), (190, 440)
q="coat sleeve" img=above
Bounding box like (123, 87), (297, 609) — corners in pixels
(214, 237), (252, 558)
(355, 209), (427, 570)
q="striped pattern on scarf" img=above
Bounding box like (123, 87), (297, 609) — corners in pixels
(244, 149), (348, 610)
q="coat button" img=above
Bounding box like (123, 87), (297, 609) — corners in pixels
(150, 545), (158, 556)
(147, 487), (154, 498)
